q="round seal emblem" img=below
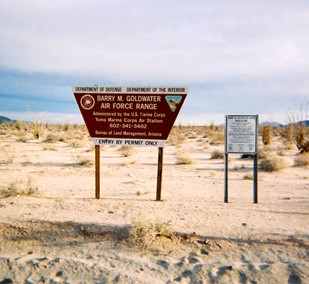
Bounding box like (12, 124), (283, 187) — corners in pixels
(80, 95), (95, 110)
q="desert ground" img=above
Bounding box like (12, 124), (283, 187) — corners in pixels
(0, 122), (308, 283)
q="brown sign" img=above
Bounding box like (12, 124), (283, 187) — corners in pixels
(73, 86), (188, 147)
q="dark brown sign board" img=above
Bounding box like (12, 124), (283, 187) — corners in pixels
(73, 86), (188, 147)
(73, 86), (188, 200)
(224, 115), (259, 204)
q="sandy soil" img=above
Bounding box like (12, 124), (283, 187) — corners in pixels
(0, 126), (308, 283)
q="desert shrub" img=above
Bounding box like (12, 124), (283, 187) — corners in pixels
(167, 127), (186, 146)
(284, 124), (294, 142)
(42, 146), (57, 151)
(0, 178), (38, 197)
(211, 149), (224, 159)
(14, 120), (27, 131)
(0, 147), (14, 164)
(175, 152), (195, 165)
(257, 148), (269, 159)
(260, 157), (286, 172)
(118, 146), (133, 157)
(16, 132), (28, 143)
(294, 154), (309, 167)
(262, 126), (272, 145)
(209, 171), (218, 177)
(31, 117), (42, 139)
(76, 156), (93, 167)
(129, 219), (173, 250)
(243, 173), (254, 180)
(209, 132), (225, 145)
(63, 123), (70, 131)
(69, 140), (84, 148)
(43, 134), (60, 143)
(286, 106), (309, 153)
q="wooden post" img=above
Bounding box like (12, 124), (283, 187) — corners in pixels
(95, 145), (100, 199)
(156, 147), (164, 201)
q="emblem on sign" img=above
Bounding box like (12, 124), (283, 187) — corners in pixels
(165, 96), (183, 112)
(80, 94), (95, 110)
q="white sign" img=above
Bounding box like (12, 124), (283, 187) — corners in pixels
(225, 115), (258, 154)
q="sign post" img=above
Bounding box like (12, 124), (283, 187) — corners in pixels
(225, 115), (259, 203)
(73, 86), (187, 200)
(95, 145), (100, 199)
(156, 147), (164, 201)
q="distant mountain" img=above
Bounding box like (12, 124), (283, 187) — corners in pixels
(290, 120), (309, 127)
(260, 121), (284, 127)
(0, 115), (13, 124)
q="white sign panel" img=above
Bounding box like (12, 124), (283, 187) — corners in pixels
(225, 115), (258, 154)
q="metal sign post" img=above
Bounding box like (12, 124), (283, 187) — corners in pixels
(225, 115), (259, 203)
(253, 152), (258, 203)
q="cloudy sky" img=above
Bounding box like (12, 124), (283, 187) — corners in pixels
(0, 0), (308, 124)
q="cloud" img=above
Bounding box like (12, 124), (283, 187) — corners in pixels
(1, 0), (308, 82)
(0, 1), (308, 124)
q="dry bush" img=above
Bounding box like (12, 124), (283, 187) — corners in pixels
(209, 132), (225, 145)
(0, 178), (38, 197)
(76, 156), (93, 167)
(284, 124), (294, 142)
(63, 123), (71, 131)
(260, 157), (286, 172)
(294, 154), (309, 167)
(211, 149), (224, 159)
(243, 173), (254, 180)
(286, 106), (309, 153)
(16, 132), (28, 143)
(129, 219), (173, 250)
(209, 171), (218, 177)
(118, 146), (133, 157)
(69, 140), (84, 148)
(167, 127), (186, 146)
(262, 126), (272, 145)
(14, 120), (27, 131)
(43, 134), (60, 143)
(42, 146), (57, 151)
(30, 117), (42, 139)
(257, 147), (269, 159)
(0, 147), (14, 164)
(175, 151), (195, 165)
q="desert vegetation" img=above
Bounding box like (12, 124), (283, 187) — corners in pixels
(129, 219), (173, 250)
(0, 178), (38, 198)
(260, 157), (287, 172)
(0, 120), (308, 283)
